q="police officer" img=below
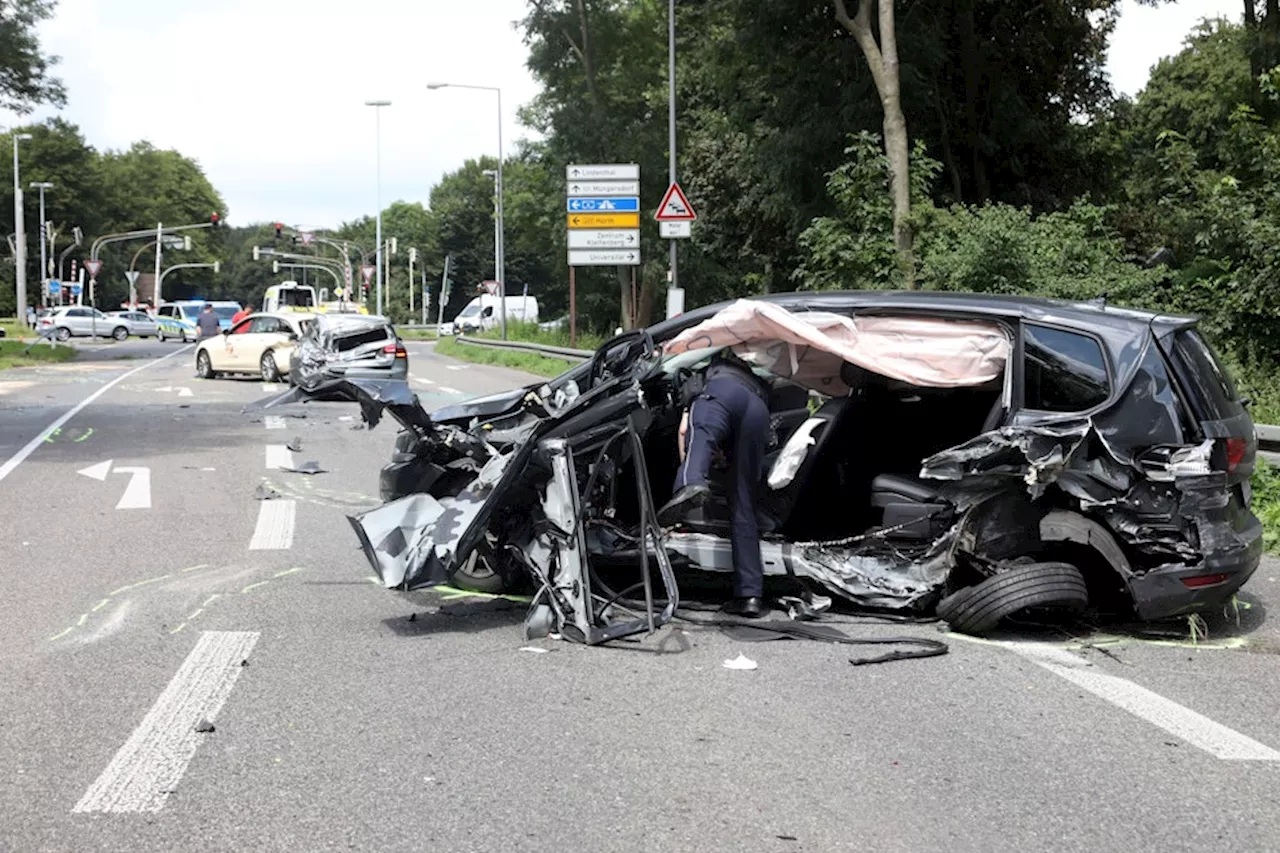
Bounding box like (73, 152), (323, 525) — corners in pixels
(658, 349), (772, 618)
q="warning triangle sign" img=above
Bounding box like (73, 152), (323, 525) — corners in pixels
(654, 182), (697, 222)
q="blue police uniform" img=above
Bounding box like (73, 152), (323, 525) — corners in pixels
(668, 353), (771, 600)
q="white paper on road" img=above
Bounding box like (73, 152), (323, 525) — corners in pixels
(72, 630), (260, 813)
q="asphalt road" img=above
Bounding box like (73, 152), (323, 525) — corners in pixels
(4, 338), (1280, 852)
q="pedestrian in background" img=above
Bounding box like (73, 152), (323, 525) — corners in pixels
(26, 305), (36, 328)
(196, 303), (220, 340)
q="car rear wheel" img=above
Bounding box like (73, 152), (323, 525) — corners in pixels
(936, 562), (1088, 636)
(55, 327), (71, 341)
(112, 326), (129, 341)
(260, 351), (279, 382)
(196, 350), (214, 379)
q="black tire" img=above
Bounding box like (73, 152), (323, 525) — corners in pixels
(260, 351), (279, 382)
(196, 349), (214, 379)
(449, 538), (509, 594)
(937, 562), (1088, 636)
(112, 326), (129, 341)
(55, 326), (71, 341)
(157, 328), (166, 342)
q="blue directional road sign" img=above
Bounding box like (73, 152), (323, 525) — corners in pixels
(566, 197), (639, 213)
(70, 282), (82, 296)
(47, 279), (60, 295)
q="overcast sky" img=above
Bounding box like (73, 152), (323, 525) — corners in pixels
(0, 0), (1245, 229)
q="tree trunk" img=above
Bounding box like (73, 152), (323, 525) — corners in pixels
(957, 0), (988, 204)
(834, 0), (915, 286)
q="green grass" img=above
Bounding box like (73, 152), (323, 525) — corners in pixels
(0, 317), (25, 339)
(0, 338), (77, 371)
(1251, 460), (1280, 553)
(473, 320), (605, 352)
(435, 336), (581, 378)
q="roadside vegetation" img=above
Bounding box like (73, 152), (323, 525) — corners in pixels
(0, 339), (75, 371)
(435, 337), (581, 379)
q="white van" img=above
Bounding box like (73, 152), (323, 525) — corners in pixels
(443, 294), (538, 335)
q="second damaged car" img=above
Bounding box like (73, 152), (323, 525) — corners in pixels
(263, 292), (1262, 642)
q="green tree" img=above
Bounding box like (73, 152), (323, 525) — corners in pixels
(0, 0), (66, 114)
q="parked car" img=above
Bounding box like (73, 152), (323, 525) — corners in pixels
(288, 313), (408, 390)
(194, 312), (315, 381)
(106, 310), (159, 338)
(41, 306), (131, 341)
(260, 292), (1262, 644)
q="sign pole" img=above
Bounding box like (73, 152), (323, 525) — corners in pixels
(667, 0), (678, 299)
(569, 266), (577, 349)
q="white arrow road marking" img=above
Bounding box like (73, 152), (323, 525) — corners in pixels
(72, 631), (260, 813)
(1014, 645), (1280, 761)
(265, 445), (294, 470)
(438, 386), (462, 395)
(176, 387), (192, 397)
(0, 345), (191, 484)
(154, 386), (172, 393)
(113, 467), (151, 510)
(249, 500), (295, 550)
(77, 460), (113, 481)
(263, 416), (286, 430)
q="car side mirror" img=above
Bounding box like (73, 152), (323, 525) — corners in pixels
(222, 329), (230, 336)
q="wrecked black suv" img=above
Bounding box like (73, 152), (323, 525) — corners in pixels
(266, 292), (1262, 642)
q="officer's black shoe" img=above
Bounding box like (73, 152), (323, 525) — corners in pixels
(722, 596), (767, 619)
(657, 484), (710, 526)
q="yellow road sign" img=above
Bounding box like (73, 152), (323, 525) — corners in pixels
(567, 213), (640, 229)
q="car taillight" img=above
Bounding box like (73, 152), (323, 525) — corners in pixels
(395, 345), (407, 359)
(1224, 437), (1247, 472)
(1181, 573), (1233, 588)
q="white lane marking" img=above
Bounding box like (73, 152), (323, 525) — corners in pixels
(249, 500), (295, 550)
(72, 630), (259, 813)
(437, 386), (462, 395)
(1017, 648), (1280, 761)
(446, 365), (467, 371)
(77, 459), (113, 481)
(0, 345), (192, 484)
(265, 445), (294, 470)
(263, 416), (286, 430)
(412, 376), (435, 386)
(176, 387), (192, 398)
(113, 466), (151, 510)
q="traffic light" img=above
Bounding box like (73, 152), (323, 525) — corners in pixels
(408, 247), (418, 263)
(211, 211), (220, 228)
(275, 222), (283, 240)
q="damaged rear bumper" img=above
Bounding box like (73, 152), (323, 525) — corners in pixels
(1127, 512), (1263, 621)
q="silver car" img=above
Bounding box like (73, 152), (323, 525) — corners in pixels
(107, 310), (159, 338)
(41, 306), (132, 341)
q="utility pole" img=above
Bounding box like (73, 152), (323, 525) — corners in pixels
(153, 222), (163, 308)
(12, 132), (31, 324)
(30, 182), (52, 308)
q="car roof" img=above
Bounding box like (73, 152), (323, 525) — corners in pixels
(648, 290), (1198, 342)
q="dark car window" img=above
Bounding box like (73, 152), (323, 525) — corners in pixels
(1023, 324), (1110, 412)
(1169, 329), (1242, 421)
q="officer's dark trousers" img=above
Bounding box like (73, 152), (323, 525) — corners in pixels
(673, 376), (769, 597)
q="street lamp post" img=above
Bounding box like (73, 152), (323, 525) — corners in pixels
(364, 99), (391, 317)
(427, 81), (505, 340)
(12, 132), (32, 322)
(30, 181), (53, 307)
